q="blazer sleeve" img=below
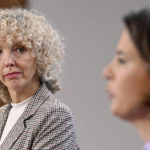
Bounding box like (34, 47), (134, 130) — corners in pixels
(31, 103), (79, 150)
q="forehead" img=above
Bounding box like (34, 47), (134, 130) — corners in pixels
(116, 30), (139, 57)
(0, 32), (32, 48)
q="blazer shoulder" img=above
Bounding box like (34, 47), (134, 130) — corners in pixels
(40, 94), (73, 116)
(31, 95), (79, 150)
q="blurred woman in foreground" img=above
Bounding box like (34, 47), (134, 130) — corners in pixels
(103, 8), (150, 150)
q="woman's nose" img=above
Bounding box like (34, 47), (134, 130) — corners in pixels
(102, 63), (113, 80)
(4, 53), (15, 68)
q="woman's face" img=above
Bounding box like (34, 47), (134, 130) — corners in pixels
(0, 34), (39, 91)
(103, 30), (150, 121)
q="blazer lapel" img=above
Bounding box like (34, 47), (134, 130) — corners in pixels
(0, 83), (51, 150)
(22, 82), (51, 120)
(0, 115), (25, 150)
(0, 104), (12, 139)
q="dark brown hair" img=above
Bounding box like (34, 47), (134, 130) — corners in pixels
(124, 8), (150, 63)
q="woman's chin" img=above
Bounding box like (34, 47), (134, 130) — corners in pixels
(5, 82), (22, 91)
(110, 105), (130, 121)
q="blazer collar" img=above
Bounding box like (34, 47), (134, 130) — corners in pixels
(0, 82), (52, 149)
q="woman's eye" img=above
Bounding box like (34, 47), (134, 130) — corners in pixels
(16, 47), (26, 53)
(0, 50), (3, 54)
(118, 58), (127, 64)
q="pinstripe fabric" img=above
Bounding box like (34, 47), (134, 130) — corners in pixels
(0, 83), (79, 150)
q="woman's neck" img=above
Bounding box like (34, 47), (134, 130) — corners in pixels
(132, 115), (150, 143)
(9, 79), (41, 103)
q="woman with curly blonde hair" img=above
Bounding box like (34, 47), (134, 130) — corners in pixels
(0, 8), (79, 149)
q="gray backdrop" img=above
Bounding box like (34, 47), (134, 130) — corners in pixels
(30, 0), (150, 149)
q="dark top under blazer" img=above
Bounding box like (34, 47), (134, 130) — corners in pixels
(0, 83), (79, 150)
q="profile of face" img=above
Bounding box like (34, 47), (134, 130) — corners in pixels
(103, 30), (150, 121)
(0, 34), (39, 92)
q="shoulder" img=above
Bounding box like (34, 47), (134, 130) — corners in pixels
(29, 94), (76, 135)
(32, 83), (72, 116)
(31, 96), (79, 150)
(39, 94), (73, 119)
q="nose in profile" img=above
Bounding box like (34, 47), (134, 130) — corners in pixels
(102, 63), (113, 80)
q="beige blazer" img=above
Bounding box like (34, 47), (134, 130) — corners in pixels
(0, 83), (79, 150)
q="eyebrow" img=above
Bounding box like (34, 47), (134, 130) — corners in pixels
(116, 50), (126, 56)
(13, 41), (23, 46)
(0, 41), (24, 50)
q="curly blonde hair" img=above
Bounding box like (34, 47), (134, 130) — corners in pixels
(0, 8), (65, 103)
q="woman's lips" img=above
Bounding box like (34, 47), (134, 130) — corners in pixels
(108, 92), (114, 99)
(5, 72), (21, 79)
(106, 88), (114, 99)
